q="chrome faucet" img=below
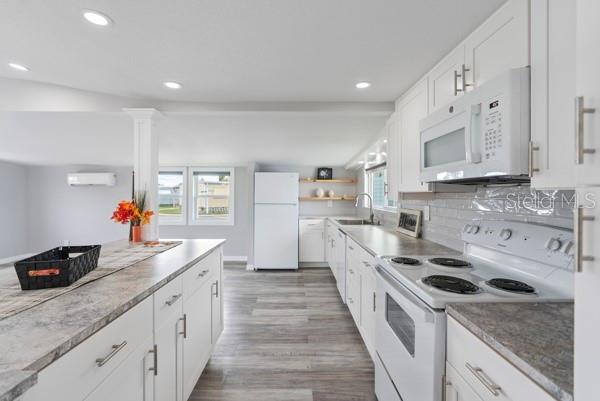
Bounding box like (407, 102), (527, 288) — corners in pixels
(355, 193), (374, 224)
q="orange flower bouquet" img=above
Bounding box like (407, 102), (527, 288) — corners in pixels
(111, 191), (154, 242)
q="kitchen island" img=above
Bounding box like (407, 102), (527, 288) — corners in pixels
(0, 239), (225, 401)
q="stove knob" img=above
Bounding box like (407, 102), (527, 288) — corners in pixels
(545, 237), (562, 252)
(562, 240), (575, 255)
(470, 225), (480, 234)
(499, 228), (512, 241)
(463, 224), (472, 233)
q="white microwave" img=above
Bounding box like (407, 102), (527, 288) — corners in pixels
(419, 67), (530, 183)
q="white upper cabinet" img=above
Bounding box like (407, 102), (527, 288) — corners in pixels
(575, 0), (600, 186)
(464, 0), (530, 89)
(386, 114), (401, 202)
(427, 46), (466, 113)
(398, 78), (429, 193)
(530, 0), (576, 189)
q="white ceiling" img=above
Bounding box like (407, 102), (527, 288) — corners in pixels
(0, 0), (505, 102)
(0, 112), (387, 166)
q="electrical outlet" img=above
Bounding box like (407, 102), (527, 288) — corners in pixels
(424, 205), (430, 221)
(327, 200), (333, 208)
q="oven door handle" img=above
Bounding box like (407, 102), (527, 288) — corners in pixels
(376, 265), (435, 323)
(465, 103), (482, 164)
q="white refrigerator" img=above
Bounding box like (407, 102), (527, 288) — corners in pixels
(254, 172), (299, 270)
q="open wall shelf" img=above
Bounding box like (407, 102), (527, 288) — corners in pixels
(299, 196), (356, 201)
(299, 178), (357, 184)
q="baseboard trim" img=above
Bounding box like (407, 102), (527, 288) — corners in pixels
(299, 262), (329, 268)
(223, 256), (247, 262)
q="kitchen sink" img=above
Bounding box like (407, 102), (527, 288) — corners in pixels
(335, 219), (376, 226)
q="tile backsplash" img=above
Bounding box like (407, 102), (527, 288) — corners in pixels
(361, 185), (575, 251)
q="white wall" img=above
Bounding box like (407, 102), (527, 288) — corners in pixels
(0, 161), (29, 259)
(159, 166), (250, 258)
(26, 165), (132, 252)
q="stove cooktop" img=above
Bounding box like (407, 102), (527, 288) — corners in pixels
(421, 275), (481, 294)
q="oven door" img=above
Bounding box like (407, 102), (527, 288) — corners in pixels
(375, 265), (446, 401)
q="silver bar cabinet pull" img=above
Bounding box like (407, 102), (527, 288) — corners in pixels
(575, 96), (596, 164)
(465, 362), (501, 396)
(96, 341), (127, 367)
(148, 344), (158, 376)
(528, 141), (540, 176)
(197, 269), (209, 278)
(574, 206), (596, 272)
(212, 280), (219, 297)
(454, 64), (472, 96)
(180, 314), (187, 338)
(165, 293), (182, 306)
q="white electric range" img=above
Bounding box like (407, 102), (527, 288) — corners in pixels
(373, 219), (574, 401)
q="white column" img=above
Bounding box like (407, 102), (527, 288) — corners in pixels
(124, 108), (161, 241)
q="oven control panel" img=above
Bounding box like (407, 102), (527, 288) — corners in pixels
(462, 220), (574, 269)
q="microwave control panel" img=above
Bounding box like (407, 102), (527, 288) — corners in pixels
(483, 95), (504, 160)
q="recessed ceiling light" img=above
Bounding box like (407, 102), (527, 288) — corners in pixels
(83, 10), (113, 26)
(355, 82), (371, 89)
(164, 81), (183, 89)
(8, 62), (29, 72)
(368, 152), (376, 156)
(383, 139), (388, 144)
(381, 152), (387, 156)
(358, 161), (365, 164)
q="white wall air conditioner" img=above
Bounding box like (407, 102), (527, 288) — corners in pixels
(67, 173), (117, 186)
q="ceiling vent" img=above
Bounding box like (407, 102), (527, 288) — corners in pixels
(67, 173), (116, 187)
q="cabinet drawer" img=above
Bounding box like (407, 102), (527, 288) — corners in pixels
(447, 317), (555, 401)
(22, 297), (153, 401)
(346, 238), (360, 261)
(358, 247), (376, 274)
(300, 219), (324, 232)
(445, 361), (484, 401)
(182, 249), (219, 299)
(154, 275), (183, 325)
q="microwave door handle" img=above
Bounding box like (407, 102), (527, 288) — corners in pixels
(465, 103), (482, 164)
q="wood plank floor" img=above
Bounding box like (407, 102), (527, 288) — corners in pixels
(190, 266), (376, 401)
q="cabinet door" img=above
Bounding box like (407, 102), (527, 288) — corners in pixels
(530, 0), (576, 189)
(335, 230), (346, 302)
(464, 0), (529, 88)
(575, 187), (600, 399)
(575, 0), (600, 185)
(445, 362), (484, 401)
(84, 337), (155, 401)
(399, 79), (430, 192)
(182, 280), (212, 400)
(427, 45), (465, 112)
(299, 221), (325, 262)
(359, 264), (376, 358)
(386, 114), (401, 202)
(155, 303), (183, 401)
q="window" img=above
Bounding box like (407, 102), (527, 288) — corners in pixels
(158, 167), (187, 225)
(158, 167), (235, 226)
(189, 167), (235, 225)
(365, 164), (395, 210)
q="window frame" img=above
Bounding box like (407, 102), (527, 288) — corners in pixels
(187, 167), (235, 226)
(158, 167), (187, 226)
(364, 165), (396, 212)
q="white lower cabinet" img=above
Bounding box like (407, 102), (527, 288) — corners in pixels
(447, 316), (555, 401)
(344, 235), (377, 360)
(84, 336), (156, 401)
(445, 362), (483, 401)
(299, 219), (325, 262)
(21, 246), (224, 401)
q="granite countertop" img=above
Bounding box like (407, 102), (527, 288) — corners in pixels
(322, 216), (459, 257)
(447, 302), (573, 401)
(0, 238), (225, 401)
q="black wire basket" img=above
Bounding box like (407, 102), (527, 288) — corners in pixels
(14, 245), (102, 290)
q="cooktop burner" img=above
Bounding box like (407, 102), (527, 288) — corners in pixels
(486, 278), (536, 294)
(422, 275), (481, 294)
(428, 257), (473, 268)
(391, 257), (421, 266)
